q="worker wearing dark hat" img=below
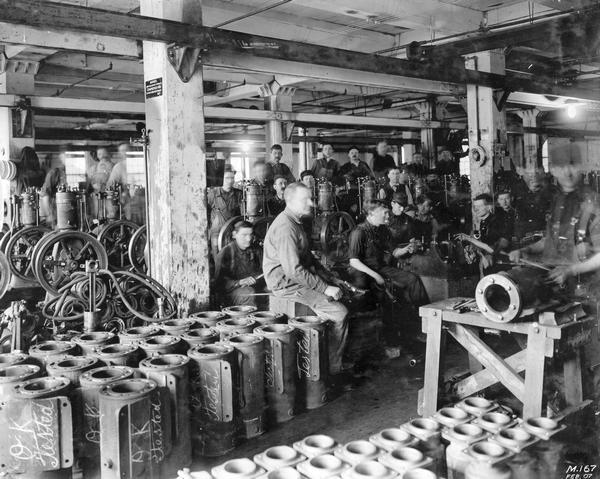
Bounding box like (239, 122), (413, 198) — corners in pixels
(388, 191), (416, 249)
(339, 146), (374, 183)
(267, 175), (288, 216)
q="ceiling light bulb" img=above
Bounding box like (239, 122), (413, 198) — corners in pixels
(567, 105), (577, 119)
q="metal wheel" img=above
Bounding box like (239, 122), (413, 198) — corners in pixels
(0, 229), (14, 253)
(33, 231), (108, 295)
(319, 212), (355, 261)
(5, 226), (51, 281)
(97, 220), (138, 270)
(217, 215), (244, 252)
(128, 225), (147, 274)
(252, 216), (274, 248)
(0, 251), (11, 300)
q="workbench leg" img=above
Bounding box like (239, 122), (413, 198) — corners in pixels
(468, 329), (483, 374)
(523, 325), (547, 419)
(563, 350), (583, 407)
(422, 315), (443, 416)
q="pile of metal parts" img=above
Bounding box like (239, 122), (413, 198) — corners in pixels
(178, 398), (568, 479)
(0, 307), (337, 478)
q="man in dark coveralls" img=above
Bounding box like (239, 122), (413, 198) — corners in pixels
(207, 167), (242, 258)
(263, 182), (349, 379)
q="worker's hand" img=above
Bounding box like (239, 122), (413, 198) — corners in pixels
(480, 254), (493, 270)
(508, 249), (521, 263)
(547, 265), (573, 286)
(239, 276), (256, 287)
(393, 245), (412, 257)
(324, 285), (343, 301)
(372, 273), (386, 286)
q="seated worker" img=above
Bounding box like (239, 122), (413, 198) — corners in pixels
(495, 189), (516, 242)
(339, 146), (374, 183)
(412, 194), (441, 244)
(266, 144), (295, 184)
(458, 193), (511, 274)
(388, 192), (416, 249)
(207, 167), (243, 258)
(267, 175), (287, 216)
(311, 144), (339, 182)
(379, 166), (414, 205)
(215, 221), (265, 308)
(263, 182), (350, 382)
(347, 200), (429, 346)
(300, 170), (315, 190)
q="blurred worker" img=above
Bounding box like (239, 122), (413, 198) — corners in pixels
(89, 147), (114, 193)
(40, 151), (67, 227)
(514, 168), (554, 237)
(388, 192), (415, 248)
(379, 166), (414, 205)
(263, 182), (349, 380)
(215, 220), (264, 308)
(371, 140), (396, 178)
(252, 160), (271, 189)
(347, 200), (429, 345)
(115, 143), (131, 164)
(412, 194), (441, 244)
(267, 175), (287, 216)
(15, 146), (46, 194)
(495, 189), (516, 242)
(207, 167), (243, 258)
(107, 145), (145, 224)
(405, 152), (428, 177)
(311, 144), (339, 182)
(339, 146), (373, 183)
(266, 144), (295, 184)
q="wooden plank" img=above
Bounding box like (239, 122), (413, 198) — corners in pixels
(454, 350), (527, 398)
(421, 314), (443, 416)
(448, 324), (525, 401)
(563, 351), (583, 407)
(523, 322), (548, 419)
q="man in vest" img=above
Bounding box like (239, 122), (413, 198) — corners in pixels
(267, 144), (295, 184)
(207, 167), (243, 258)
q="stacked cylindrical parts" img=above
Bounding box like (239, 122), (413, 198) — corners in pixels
(139, 334), (184, 357)
(93, 343), (139, 366)
(118, 326), (160, 346)
(72, 331), (117, 355)
(139, 354), (192, 476)
(158, 318), (197, 337)
(288, 316), (329, 410)
(216, 317), (257, 340)
(255, 324), (298, 425)
(182, 327), (220, 348)
(0, 363), (41, 396)
(187, 343), (241, 456)
(29, 340), (79, 368)
(226, 333), (266, 438)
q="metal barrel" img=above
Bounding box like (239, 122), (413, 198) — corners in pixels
(1, 377), (73, 479)
(222, 305), (258, 318)
(29, 340), (79, 368)
(118, 325), (161, 346)
(72, 331), (117, 355)
(181, 327), (220, 349)
(189, 311), (229, 327)
(99, 378), (171, 479)
(20, 191), (38, 226)
(78, 366), (135, 479)
(216, 317), (258, 340)
(245, 183), (263, 219)
(104, 190), (120, 221)
(187, 343), (242, 457)
(158, 318), (197, 337)
(248, 311), (286, 327)
(0, 363), (41, 396)
(0, 351), (30, 368)
(225, 333), (266, 439)
(288, 316), (329, 410)
(318, 182), (335, 213)
(56, 190), (79, 230)
(46, 355), (101, 387)
(254, 324), (298, 425)
(139, 354), (191, 476)
(93, 343), (140, 367)
(139, 335), (184, 358)
(362, 180), (378, 203)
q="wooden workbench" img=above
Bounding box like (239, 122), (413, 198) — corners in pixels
(419, 297), (594, 419)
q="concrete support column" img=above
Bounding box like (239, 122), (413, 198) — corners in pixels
(516, 108), (541, 172)
(260, 80), (296, 175)
(141, 0), (209, 312)
(417, 99), (436, 169)
(465, 50), (507, 201)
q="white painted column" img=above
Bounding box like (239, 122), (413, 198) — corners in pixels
(417, 99), (436, 169)
(465, 50), (507, 201)
(140, 0), (210, 312)
(517, 108), (541, 172)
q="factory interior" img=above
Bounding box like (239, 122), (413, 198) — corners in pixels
(1, 0), (600, 477)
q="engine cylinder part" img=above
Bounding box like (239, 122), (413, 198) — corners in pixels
(181, 327), (220, 348)
(362, 180), (377, 205)
(254, 324), (298, 425)
(46, 355), (100, 387)
(493, 427), (535, 452)
(254, 445), (305, 471)
(79, 366), (135, 479)
(187, 343), (242, 457)
(158, 318), (197, 337)
(531, 440), (564, 479)
(139, 354), (191, 477)
(466, 441), (510, 464)
(297, 454), (350, 479)
(455, 397), (497, 416)
(212, 458), (265, 479)
(288, 316), (329, 410)
(444, 423), (487, 479)
(189, 310), (229, 327)
(225, 333), (266, 438)
(403, 469), (438, 479)
(1, 376), (73, 479)
(118, 325), (161, 346)
(475, 267), (552, 322)
(139, 334), (184, 358)
(245, 183), (263, 219)
(248, 311), (286, 326)
(222, 305), (258, 318)
(433, 407), (472, 428)
(216, 317), (257, 340)
(0, 351), (30, 368)
(293, 434), (338, 458)
(507, 451), (539, 479)
(475, 411), (514, 434)
(72, 331), (117, 355)
(99, 378), (170, 479)
(20, 191), (38, 227)
(465, 462), (511, 479)
(0, 363), (41, 396)
(334, 440), (381, 465)
(29, 340), (79, 367)
(369, 428), (418, 452)
(56, 190), (79, 230)
(378, 447), (430, 474)
(93, 343), (139, 367)
(318, 182), (335, 213)
(343, 461), (396, 479)
(104, 190), (121, 221)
